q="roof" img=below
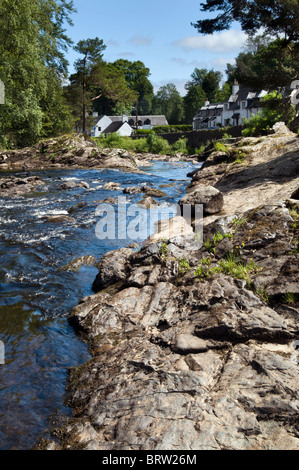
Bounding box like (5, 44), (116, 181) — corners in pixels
(104, 121), (131, 134)
(127, 115), (169, 126)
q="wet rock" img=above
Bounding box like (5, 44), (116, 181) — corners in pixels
(142, 186), (167, 198)
(44, 214), (75, 224)
(68, 202), (88, 214)
(58, 180), (89, 190)
(137, 196), (159, 208)
(58, 180), (78, 190)
(59, 255), (97, 272)
(123, 186), (143, 195)
(102, 182), (122, 191)
(0, 175), (45, 197)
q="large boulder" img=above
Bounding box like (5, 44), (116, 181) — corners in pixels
(179, 185), (224, 215)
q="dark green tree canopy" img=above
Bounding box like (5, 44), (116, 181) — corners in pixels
(226, 35), (299, 88)
(193, 0), (299, 43)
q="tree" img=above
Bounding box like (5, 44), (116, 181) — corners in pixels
(0, 0), (75, 148)
(186, 68), (222, 102)
(154, 84), (184, 124)
(67, 42), (138, 129)
(193, 1), (299, 44)
(113, 60), (154, 115)
(226, 35), (299, 89)
(73, 38), (106, 132)
(184, 83), (206, 124)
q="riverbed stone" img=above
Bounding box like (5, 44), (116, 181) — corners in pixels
(179, 185), (224, 215)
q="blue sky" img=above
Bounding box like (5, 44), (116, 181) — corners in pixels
(65, 0), (247, 95)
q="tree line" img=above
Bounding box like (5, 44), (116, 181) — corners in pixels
(0, 0), (298, 149)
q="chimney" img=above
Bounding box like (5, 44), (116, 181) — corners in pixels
(204, 99), (210, 107)
(232, 79), (240, 95)
(122, 115), (128, 123)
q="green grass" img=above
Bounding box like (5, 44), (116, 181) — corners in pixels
(179, 258), (191, 274)
(283, 292), (298, 305)
(94, 132), (193, 155)
(203, 231), (233, 254)
(194, 251), (261, 286)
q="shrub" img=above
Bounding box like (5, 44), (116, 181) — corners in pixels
(170, 137), (188, 154)
(242, 90), (296, 137)
(146, 132), (171, 154)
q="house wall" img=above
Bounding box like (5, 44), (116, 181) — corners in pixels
(94, 116), (112, 137)
(116, 122), (133, 137)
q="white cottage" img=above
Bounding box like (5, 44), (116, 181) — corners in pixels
(93, 114), (168, 137)
(221, 82), (268, 127)
(193, 82), (268, 130)
(93, 115), (134, 137)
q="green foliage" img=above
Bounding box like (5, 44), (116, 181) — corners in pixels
(153, 83), (185, 124)
(95, 132), (193, 155)
(241, 91), (294, 137)
(226, 33), (299, 90)
(159, 241), (168, 259)
(203, 231), (233, 254)
(113, 59), (153, 115)
(171, 137), (188, 154)
(146, 133), (171, 154)
(0, 0), (74, 148)
(213, 141), (230, 154)
(193, 1), (299, 44)
(179, 258), (191, 274)
(283, 293), (298, 305)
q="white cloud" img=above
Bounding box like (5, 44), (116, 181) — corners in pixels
(118, 52), (136, 58)
(171, 57), (206, 68)
(174, 30), (247, 54)
(128, 35), (153, 46)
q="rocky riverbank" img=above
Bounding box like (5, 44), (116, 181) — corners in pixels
(0, 134), (198, 173)
(36, 124), (299, 450)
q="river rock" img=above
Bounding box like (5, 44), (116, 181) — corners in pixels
(123, 186), (143, 195)
(142, 186), (167, 198)
(0, 175), (45, 197)
(137, 196), (159, 208)
(59, 255), (97, 272)
(58, 180), (89, 190)
(102, 182), (122, 191)
(92, 247), (133, 292)
(179, 185), (224, 215)
(44, 214), (74, 223)
(35, 129), (299, 451)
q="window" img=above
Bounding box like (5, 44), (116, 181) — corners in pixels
(224, 103), (228, 110)
(242, 101), (246, 109)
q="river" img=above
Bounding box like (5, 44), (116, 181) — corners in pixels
(0, 161), (201, 450)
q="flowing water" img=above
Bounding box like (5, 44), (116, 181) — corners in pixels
(0, 161), (201, 449)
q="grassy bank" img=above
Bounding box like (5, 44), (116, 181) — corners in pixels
(92, 132), (199, 155)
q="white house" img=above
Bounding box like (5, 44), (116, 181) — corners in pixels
(92, 114), (169, 137)
(93, 115), (133, 137)
(193, 100), (224, 130)
(193, 82), (268, 130)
